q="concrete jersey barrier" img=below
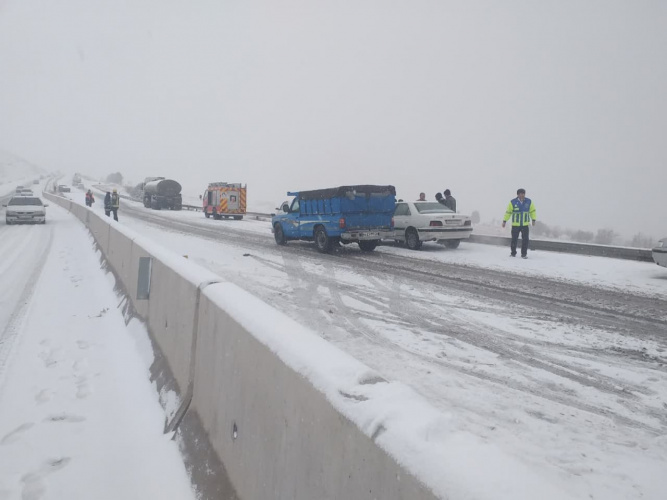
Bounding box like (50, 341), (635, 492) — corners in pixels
(41, 192), (445, 499)
(44, 192), (585, 500)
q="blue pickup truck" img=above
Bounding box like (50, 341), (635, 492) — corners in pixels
(272, 185), (396, 253)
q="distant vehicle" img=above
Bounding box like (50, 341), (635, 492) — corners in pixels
(15, 185), (23, 193)
(203, 182), (246, 220)
(3, 196), (48, 225)
(272, 185), (396, 253)
(140, 177), (182, 210)
(392, 201), (473, 250)
(32, 179), (39, 185)
(58, 185), (71, 193)
(653, 238), (667, 268)
(19, 189), (34, 196)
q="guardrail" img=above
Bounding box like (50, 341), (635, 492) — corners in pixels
(468, 234), (653, 262)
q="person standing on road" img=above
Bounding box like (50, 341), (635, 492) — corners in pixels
(104, 191), (112, 217)
(111, 189), (120, 221)
(502, 188), (536, 258)
(435, 192), (447, 205)
(85, 189), (95, 207)
(443, 189), (456, 212)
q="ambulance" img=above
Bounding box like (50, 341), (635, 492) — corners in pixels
(203, 182), (247, 220)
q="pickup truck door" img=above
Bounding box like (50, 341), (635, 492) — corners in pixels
(282, 198), (301, 238)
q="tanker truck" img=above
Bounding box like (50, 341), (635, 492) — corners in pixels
(141, 177), (183, 210)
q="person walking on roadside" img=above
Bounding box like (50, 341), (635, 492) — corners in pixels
(85, 189), (95, 207)
(502, 188), (536, 258)
(443, 189), (456, 212)
(104, 191), (112, 217)
(110, 188), (120, 221)
(417, 192), (426, 201)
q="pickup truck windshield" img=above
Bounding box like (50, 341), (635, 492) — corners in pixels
(414, 202), (453, 214)
(9, 197), (43, 206)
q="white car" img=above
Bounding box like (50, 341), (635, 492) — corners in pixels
(19, 189), (34, 196)
(4, 196), (48, 225)
(392, 201), (473, 249)
(653, 238), (667, 268)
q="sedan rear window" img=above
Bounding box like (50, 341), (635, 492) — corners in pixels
(414, 202), (454, 214)
(9, 197), (43, 206)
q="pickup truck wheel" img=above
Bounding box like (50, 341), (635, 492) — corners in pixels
(358, 240), (378, 252)
(315, 227), (332, 253)
(204, 211), (211, 218)
(405, 228), (422, 250)
(233, 215), (243, 220)
(213, 213), (222, 220)
(274, 224), (287, 245)
(444, 239), (461, 249)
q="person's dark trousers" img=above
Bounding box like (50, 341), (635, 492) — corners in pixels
(111, 208), (118, 221)
(105, 209), (111, 217)
(510, 225), (529, 256)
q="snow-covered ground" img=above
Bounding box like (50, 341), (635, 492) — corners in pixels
(0, 202), (195, 499)
(96, 197), (666, 500)
(3, 185), (666, 499)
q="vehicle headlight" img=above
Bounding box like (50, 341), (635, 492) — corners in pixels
(6, 211), (17, 216)
(464, 220), (472, 226)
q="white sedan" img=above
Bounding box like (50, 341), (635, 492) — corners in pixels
(392, 201), (473, 250)
(4, 196), (48, 225)
(653, 238), (667, 268)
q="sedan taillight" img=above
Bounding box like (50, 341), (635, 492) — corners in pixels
(339, 218), (346, 229)
(430, 221), (443, 226)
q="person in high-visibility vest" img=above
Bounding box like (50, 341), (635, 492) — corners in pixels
(502, 188), (537, 258)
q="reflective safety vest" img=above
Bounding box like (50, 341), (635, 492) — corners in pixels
(111, 193), (120, 208)
(503, 197), (536, 227)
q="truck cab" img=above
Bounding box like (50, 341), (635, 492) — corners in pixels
(272, 185), (396, 253)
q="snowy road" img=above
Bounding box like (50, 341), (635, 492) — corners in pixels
(107, 198), (667, 499)
(0, 202), (195, 499)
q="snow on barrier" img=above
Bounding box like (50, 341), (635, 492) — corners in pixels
(43, 193), (576, 500)
(42, 192), (443, 499)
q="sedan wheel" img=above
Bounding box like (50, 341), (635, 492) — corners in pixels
(444, 239), (461, 249)
(405, 228), (422, 250)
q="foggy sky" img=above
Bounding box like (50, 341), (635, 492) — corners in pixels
(1, 0), (666, 237)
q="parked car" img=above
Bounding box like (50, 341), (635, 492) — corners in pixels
(272, 185), (396, 253)
(652, 238), (667, 268)
(3, 196), (48, 225)
(19, 189), (34, 196)
(392, 201), (473, 250)
(32, 179), (39, 184)
(15, 185), (24, 193)
(58, 184), (71, 193)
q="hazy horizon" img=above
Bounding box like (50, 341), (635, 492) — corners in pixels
(1, 0), (665, 239)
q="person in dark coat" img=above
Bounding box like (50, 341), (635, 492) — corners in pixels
(443, 189), (456, 212)
(104, 192), (112, 217)
(435, 192), (447, 205)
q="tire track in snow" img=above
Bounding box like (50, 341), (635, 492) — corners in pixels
(0, 226), (54, 388)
